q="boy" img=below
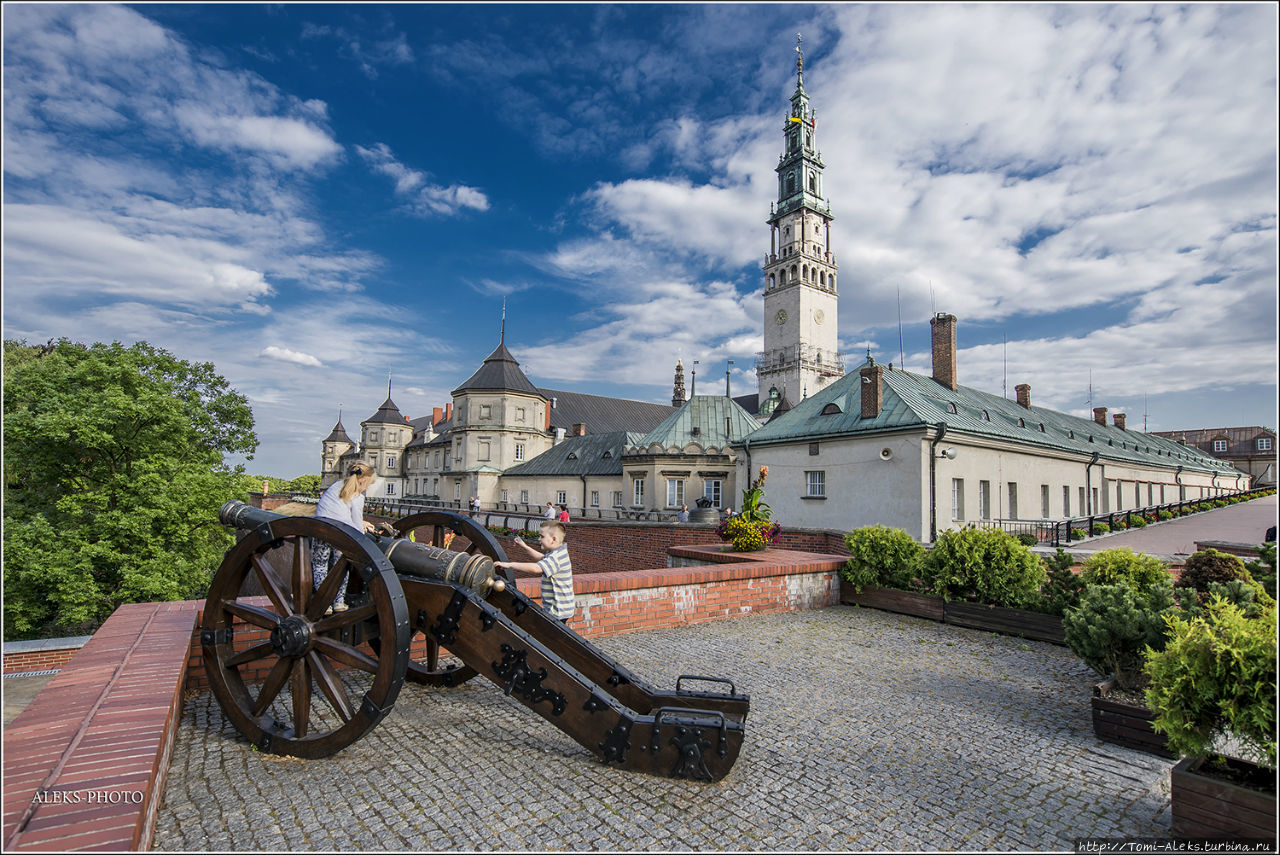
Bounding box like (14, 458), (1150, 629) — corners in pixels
(495, 521), (574, 622)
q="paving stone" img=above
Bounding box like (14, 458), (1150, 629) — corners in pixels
(152, 606), (1174, 851)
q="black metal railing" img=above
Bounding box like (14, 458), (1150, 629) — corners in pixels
(362, 496), (684, 530)
(972, 486), (1273, 548)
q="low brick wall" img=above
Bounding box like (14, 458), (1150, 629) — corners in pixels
(3, 637), (93, 675)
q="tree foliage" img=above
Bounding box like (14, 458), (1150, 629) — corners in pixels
(1079, 548), (1169, 594)
(3, 339), (257, 640)
(922, 527), (1045, 608)
(1063, 582), (1175, 690)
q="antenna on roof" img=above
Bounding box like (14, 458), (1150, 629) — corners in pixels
(387, 368), (392, 399)
(929, 281), (935, 316)
(691, 360), (698, 396)
(1002, 334), (1007, 399)
(897, 285), (905, 368)
(500, 298), (507, 345)
(1086, 369), (1092, 407)
(338, 402), (343, 423)
(1144, 393), (1148, 432)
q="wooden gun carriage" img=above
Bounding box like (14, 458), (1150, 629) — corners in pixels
(201, 501), (749, 781)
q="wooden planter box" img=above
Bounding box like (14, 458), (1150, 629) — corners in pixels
(838, 582), (944, 621)
(1091, 678), (1174, 758)
(1171, 755), (1277, 843)
(943, 601), (1065, 646)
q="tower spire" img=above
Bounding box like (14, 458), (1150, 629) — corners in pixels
(387, 368), (392, 399)
(500, 298), (507, 345)
(795, 33), (804, 89)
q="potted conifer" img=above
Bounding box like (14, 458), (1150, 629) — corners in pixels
(1144, 597), (1276, 842)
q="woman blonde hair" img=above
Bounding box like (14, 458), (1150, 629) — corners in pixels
(339, 462), (376, 501)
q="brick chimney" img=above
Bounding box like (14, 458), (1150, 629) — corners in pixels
(1093, 406), (1107, 426)
(860, 360), (884, 419)
(1113, 413), (1126, 430)
(572, 423), (586, 437)
(1015, 384), (1031, 408)
(445, 402), (452, 422)
(433, 406), (443, 425)
(930, 313), (958, 391)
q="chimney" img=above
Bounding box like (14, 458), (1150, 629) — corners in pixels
(860, 360), (884, 419)
(445, 402), (452, 422)
(433, 407), (443, 425)
(544, 400), (551, 431)
(930, 313), (958, 391)
(1113, 413), (1126, 430)
(572, 423), (586, 437)
(1093, 406), (1107, 426)
(1015, 384), (1031, 408)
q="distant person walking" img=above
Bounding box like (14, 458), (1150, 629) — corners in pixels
(469, 496), (480, 517)
(313, 463), (377, 613)
(544, 501), (557, 520)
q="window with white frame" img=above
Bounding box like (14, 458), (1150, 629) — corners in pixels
(502, 490), (509, 503)
(387, 455), (396, 469)
(1259, 437), (1273, 451)
(590, 490), (599, 507)
(704, 480), (722, 508)
(556, 491), (567, 506)
(979, 481), (991, 519)
(952, 478), (964, 521)
(386, 483), (395, 496)
(666, 479), (685, 507)
(805, 470), (826, 497)
(633, 478), (645, 506)
(514, 443), (525, 461)
(1213, 439), (1228, 453)
(612, 491), (623, 507)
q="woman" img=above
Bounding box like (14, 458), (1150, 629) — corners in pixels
(557, 504), (570, 523)
(312, 462), (377, 613)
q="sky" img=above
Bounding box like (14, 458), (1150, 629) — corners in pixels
(3, 3), (1277, 479)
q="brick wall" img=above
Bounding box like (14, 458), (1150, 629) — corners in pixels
(2, 647), (84, 675)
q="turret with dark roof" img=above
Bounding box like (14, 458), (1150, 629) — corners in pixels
(453, 340), (542, 396)
(323, 419), (353, 444)
(364, 396), (406, 425)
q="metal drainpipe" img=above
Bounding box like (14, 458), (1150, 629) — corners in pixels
(743, 438), (752, 499)
(1084, 451), (1100, 514)
(929, 422), (947, 543)
(581, 474), (589, 513)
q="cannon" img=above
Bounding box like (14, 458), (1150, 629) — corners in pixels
(201, 501), (749, 780)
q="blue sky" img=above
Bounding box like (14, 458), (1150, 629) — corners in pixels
(4, 3), (1277, 478)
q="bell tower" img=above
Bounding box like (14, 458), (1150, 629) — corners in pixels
(757, 34), (843, 410)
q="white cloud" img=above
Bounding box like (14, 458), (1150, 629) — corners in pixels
(355, 143), (490, 216)
(260, 346), (323, 367)
(173, 108), (341, 169)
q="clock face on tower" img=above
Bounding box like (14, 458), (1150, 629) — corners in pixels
(813, 309), (825, 324)
(775, 309), (788, 325)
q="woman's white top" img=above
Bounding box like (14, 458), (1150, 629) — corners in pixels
(315, 481), (364, 530)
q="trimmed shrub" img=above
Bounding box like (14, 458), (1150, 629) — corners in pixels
(1071, 528), (1088, 540)
(1128, 515), (1147, 528)
(841, 525), (925, 593)
(1145, 599), (1277, 769)
(922, 527), (1045, 608)
(1080, 548), (1170, 593)
(1158, 510), (1174, 521)
(1092, 522), (1111, 535)
(1064, 582), (1175, 690)
(1245, 542), (1277, 600)
(1016, 532), (1038, 547)
(1177, 548), (1249, 591)
(1038, 548), (1085, 617)
(1175, 579), (1266, 620)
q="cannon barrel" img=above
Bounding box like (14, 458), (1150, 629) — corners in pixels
(219, 500), (505, 596)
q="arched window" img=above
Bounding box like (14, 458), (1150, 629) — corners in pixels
(790, 265), (798, 282)
(786, 174), (795, 195)
(830, 274), (836, 288)
(809, 173), (816, 192)
(819, 271), (825, 286)
(767, 273), (775, 288)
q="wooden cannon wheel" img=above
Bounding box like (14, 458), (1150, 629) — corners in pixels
(374, 510), (513, 687)
(201, 516), (410, 759)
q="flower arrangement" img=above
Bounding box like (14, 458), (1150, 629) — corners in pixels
(717, 467), (781, 551)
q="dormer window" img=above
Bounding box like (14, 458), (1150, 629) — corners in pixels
(981, 410), (990, 421)
(566, 452), (578, 461)
(946, 403), (958, 414)
(1018, 418), (1026, 428)
(1259, 437), (1273, 451)
(821, 403), (842, 415)
(602, 450), (613, 459)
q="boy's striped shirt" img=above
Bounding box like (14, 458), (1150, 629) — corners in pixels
(536, 544), (574, 619)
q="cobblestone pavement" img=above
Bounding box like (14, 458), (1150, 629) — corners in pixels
(154, 606), (1171, 851)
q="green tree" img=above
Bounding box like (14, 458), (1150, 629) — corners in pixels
(3, 339), (257, 640)
(287, 474), (322, 494)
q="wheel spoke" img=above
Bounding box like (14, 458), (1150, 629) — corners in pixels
(251, 554), (296, 616)
(291, 538), (312, 616)
(313, 637), (380, 674)
(223, 599), (284, 630)
(426, 637), (440, 671)
(225, 640), (276, 668)
(430, 525), (445, 548)
(291, 658), (310, 738)
(306, 556), (352, 621)
(252, 656), (294, 718)
(312, 602), (377, 632)
(307, 650), (354, 722)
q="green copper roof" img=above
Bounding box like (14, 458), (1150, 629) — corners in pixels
(506, 432), (646, 477)
(742, 359), (1238, 476)
(630, 395), (762, 453)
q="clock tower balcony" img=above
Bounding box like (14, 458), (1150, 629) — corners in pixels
(756, 344), (845, 377)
